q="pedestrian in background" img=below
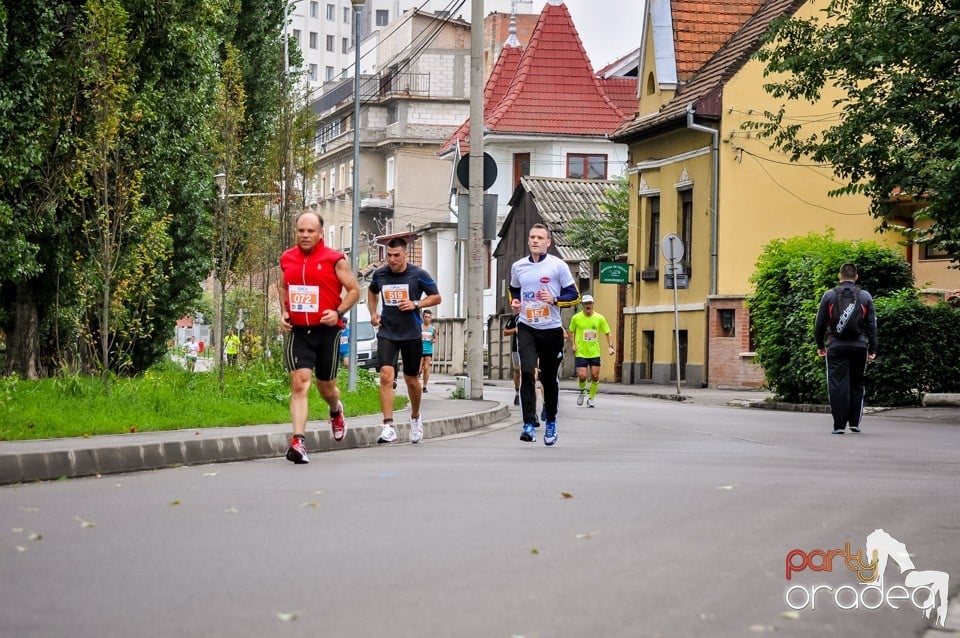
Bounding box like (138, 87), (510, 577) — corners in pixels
(510, 223), (579, 446)
(502, 306), (521, 406)
(224, 329), (241, 367)
(368, 237), (442, 444)
(814, 262), (877, 434)
(279, 211), (360, 464)
(183, 335), (199, 372)
(567, 294), (615, 408)
(419, 309), (436, 393)
(339, 319), (351, 369)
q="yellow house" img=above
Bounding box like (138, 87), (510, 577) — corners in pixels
(611, 0), (960, 388)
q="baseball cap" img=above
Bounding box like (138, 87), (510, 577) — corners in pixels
(581, 294), (594, 304)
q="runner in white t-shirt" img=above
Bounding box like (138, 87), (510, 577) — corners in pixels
(509, 223), (580, 446)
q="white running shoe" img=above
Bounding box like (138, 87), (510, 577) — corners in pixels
(410, 415), (423, 444)
(576, 392), (585, 406)
(586, 398), (595, 408)
(378, 423), (398, 444)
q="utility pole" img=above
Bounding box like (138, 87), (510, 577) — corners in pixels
(466, 0), (484, 399)
(348, 0), (365, 391)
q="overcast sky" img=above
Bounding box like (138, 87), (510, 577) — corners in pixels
(482, 0), (648, 70)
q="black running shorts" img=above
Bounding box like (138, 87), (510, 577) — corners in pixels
(284, 325), (342, 381)
(378, 337), (422, 377)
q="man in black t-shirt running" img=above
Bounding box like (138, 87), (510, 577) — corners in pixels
(368, 237), (442, 444)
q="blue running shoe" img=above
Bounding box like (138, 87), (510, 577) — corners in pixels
(544, 420), (557, 446)
(520, 422), (536, 442)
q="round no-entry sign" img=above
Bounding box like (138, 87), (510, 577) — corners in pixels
(661, 233), (684, 263)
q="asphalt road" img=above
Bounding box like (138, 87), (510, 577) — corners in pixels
(2, 386), (958, 638)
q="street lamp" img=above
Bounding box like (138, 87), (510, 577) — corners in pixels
(348, 0), (365, 391)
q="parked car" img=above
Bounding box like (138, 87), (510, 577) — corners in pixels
(352, 302), (378, 369)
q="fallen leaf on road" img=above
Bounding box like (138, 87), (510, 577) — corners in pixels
(27, 532), (42, 541)
(129, 426), (137, 433)
(530, 548), (540, 555)
(749, 625), (774, 633)
(576, 531), (599, 540)
(716, 485), (734, 490)
(780, 611), (799, 620)
(16, 546), (27, 552)
(313, 490), (323, 495)
(12, 528), (23, 533)
(202, 472), (217, 477)
(225, 506), (239, 514)
(170, 500), (181, 506)
(277, 612), (299, 622)
(561, 492), (573, 499)
(74, 516), (95, 528)
(301, 502), (319, 508)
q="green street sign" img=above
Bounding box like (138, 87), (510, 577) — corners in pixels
(599, 262), (630, 284)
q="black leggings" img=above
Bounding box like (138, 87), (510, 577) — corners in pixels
(517, 323), (565, 425)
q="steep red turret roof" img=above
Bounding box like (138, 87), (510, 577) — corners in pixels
(439, 44), (524, 155)
(484, 2), (625, 135)
(439, 2), (633, 156)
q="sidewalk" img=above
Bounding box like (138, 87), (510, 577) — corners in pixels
(0, 389), (510, 486)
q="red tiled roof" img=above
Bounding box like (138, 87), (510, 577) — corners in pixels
(439, 44), (524, 155)
(613, 0), (804, 141)
(440, 2), (634, 156)
(485, 2), (626, 135)
(672, 0), (765, 81)
(601, 78), (639, 119)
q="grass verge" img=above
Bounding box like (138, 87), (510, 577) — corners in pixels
(0, 359), (406, 441)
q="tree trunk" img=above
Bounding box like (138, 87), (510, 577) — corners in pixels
(5, 283), (40, 379)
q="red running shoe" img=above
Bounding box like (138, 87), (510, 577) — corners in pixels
(330, 401), (347, 442)
(286, 436), (309, 464)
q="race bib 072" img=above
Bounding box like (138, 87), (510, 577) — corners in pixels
(288, 285), (320, 312)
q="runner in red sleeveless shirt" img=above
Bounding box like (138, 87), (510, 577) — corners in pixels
(279, 212), (360, 464)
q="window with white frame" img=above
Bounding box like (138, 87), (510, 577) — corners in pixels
(309, 32), (318, 49)
(376, 10), (389, 26)
(308, 64), (318, 81)
(325, 66), (334, 81)
(343, 6), (351, 23)
(386, 157), (395, 192)
(310, 1), (318, 18)
(326, 34), (334, 52)
(326, 3), (335, 20)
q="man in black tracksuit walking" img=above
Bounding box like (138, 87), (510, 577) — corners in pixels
(814, 263), (878, 434)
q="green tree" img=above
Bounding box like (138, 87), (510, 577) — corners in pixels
(565, 176), (630, 263)
(750, 0), (960, 261)
(0, 1), (86, 378)
(70, 0), (174, 386)
(0, 0), (287, 378)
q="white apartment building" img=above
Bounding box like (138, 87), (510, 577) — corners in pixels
(288, 0), (522, 91)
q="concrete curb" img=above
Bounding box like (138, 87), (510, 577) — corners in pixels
(0, 401), (511, 486)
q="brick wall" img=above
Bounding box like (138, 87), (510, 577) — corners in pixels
(707, 297), (765, 388)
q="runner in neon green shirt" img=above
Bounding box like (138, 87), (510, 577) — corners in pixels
(567, 294), (615, 407)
